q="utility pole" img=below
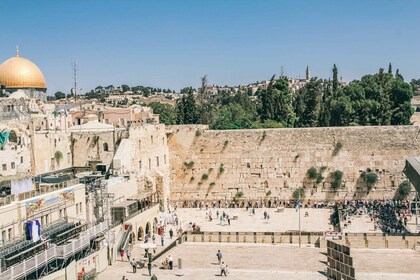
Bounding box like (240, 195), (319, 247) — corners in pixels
(280, 66), (285, 78)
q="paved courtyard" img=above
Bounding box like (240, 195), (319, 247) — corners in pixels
(176, 207), (334, 232)
(98, 242), (420, 280)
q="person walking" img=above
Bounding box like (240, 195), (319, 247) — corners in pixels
(216, 250), (223, 265)
(220, 262), (227, 276)
(169, 228), (174, 239)
(127, 249), (131, 262)
(131, 259), (137, 273)
(168, 255), (173, 269)
(120, 250), (125, 262)
(161, 234), (165, 246)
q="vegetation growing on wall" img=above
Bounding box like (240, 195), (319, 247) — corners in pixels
(235, 191), (244, 199)
(361, 170), (378, 192)
(330, 170), (343, 190)
(183, 161), (194, 168)
(54, 151), (63, 164)
(292, 188), (305, 200)
(332, 141), (343, 156)
(201, 174), (208, 181)
(394, 181), (411, 200)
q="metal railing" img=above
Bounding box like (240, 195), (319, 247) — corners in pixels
(0, 221), (108, 279)
(18, 178), (80, 201)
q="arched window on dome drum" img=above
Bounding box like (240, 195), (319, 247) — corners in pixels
(103, 143), (109, 152)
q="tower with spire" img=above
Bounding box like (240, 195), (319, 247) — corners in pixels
(306, 65), (310, 81)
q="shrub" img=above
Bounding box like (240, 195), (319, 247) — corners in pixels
(316, 174), (324, 184)
(201, 174), (208, 180)
(190, 176), (195, 182)
(208, 168), (214, 174)
(330, 170), (343, 190)
(209, 182), (216, 187)
(235, 191), (244, 198)
(195, 129), (202, 137)
(223, 140), (229, 148)
(54, 151), (63, 164)
(395, 181), (411, 200)
(361, 171), (378, 190)
(198, 181), (203, 186)
(219, 164), (225, 174)
(292, 188), (305, 200)
(332, 141), (343, 156)
(266, 190), (272, 196)
(183, 161), (194, 168)
(307, 167), (318, 180)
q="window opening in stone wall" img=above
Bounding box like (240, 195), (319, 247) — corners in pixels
(151, 135), (153, 143)
(139, 140), (141, 151)
(164, 155), (167, 164)
(139, 161), (142, 170)
(21, 156), (23, 164)
(156, 156), (159, 167)
(149, 158), (151, 170)
(103, 142), (109, 152)
(2, 164), (6, 171)
(11, 162), (15, 169)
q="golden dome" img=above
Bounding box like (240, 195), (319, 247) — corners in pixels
(0, 54), (46, 90)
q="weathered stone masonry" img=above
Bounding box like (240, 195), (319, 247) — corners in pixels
(167, 125), (420, 202)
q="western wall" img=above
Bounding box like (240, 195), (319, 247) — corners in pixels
(167, 125), (420, 202)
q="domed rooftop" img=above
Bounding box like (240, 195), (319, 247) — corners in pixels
(0, 49), (46, 90)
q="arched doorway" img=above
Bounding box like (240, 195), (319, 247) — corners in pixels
(153, 218), (158, 234)
(145, 222), (151, 238)
(138, 226), (144, 241)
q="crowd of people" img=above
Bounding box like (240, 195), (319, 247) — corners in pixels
(175, 199), (336, 210)
(341, 200), (410, 234)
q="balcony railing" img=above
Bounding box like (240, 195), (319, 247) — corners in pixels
(0, 221), (108, 279)
(18, 178), (80, 201)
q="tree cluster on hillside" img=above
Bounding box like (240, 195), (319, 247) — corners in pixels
(150, 65), (414, 129)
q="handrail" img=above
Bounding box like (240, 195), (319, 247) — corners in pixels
(0, 221), (108, 278)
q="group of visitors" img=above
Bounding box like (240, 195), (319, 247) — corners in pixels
(341, 199), (410, 233)
(216, 249), (229, 276)
(176, 199), (337, 209)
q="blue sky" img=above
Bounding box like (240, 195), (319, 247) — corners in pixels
(1, 0), (419, 94)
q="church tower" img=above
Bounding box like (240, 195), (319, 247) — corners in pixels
(306, 65), (310, 80)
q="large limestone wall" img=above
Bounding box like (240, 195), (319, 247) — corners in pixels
(168, 125), (420, 202)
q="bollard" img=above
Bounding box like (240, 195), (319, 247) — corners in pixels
(176, 258), (184, 276)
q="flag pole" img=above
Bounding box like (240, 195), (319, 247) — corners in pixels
(298, 191), (301, 248)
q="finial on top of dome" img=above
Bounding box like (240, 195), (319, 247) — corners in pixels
(16, 45), (20, 57)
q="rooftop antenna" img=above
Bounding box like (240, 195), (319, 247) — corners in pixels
(16, 45), (20, 57)
(72, 61), (78, 102)
(280, 66), (285, 78)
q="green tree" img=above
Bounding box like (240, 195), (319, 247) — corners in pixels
(121, 84), (131, 92)
(148, 102), (176, 125)
(175, 91), (199, 124)
(54, 91), (66, 100)
(332, 64), (339, 94)
(212, 103), (253, 130)
(294, 78), (323, 127)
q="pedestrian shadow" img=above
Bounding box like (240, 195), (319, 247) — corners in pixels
(211, 262), (219, 265)
(319, 260), (327, 265)
(141, 273), (150, 276)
